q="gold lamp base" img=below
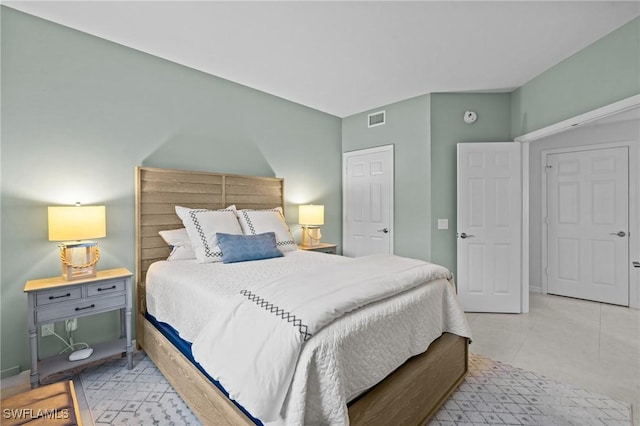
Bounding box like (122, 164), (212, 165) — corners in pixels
(301, 226), (322, 247)
(59, 242), (100, 281)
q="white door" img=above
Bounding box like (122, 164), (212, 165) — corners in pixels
(343, 145), (393, 257)
(546, 147), (629, 306)
(457, 143), (522, 313)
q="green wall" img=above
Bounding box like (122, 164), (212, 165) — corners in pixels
(342, 95), (432, 260)
(2, 5), (638, 378)
(341, 93), (511, 277)
(511, 17), (640, 138)
(0, 7), (342, 375)
(430, 94), (512, 275)
(340, 14), (638, 281)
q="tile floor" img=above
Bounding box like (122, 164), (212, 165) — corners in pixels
(466, 292), (639, 425)
(3, 292), (637, 424)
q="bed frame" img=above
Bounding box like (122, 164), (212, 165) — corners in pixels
(135, 166), (469, 425)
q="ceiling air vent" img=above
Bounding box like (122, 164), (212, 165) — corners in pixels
(368, 110), (386, 128)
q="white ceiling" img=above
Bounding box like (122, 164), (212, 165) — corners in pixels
(4, 1), (639, 117)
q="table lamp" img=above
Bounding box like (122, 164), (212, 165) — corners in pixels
(299, 204), (324, 247)
(48, 204), (106, 280)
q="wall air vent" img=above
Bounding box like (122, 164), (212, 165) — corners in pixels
(368, 110), (386, 128)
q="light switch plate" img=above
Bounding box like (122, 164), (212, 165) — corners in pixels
(437, 219), (448, 230)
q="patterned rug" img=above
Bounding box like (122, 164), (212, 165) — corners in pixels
(77, 352), (632, 425)
(431, 355), (632, 426)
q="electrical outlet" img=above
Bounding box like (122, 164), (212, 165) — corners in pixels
(41, 324), (54, 337)
(65, 318), (77, 332)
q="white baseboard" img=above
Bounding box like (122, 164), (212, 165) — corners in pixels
(0, 365), (20, 379)
(529, 284), (543, 294)
(0, 369), (29, 388)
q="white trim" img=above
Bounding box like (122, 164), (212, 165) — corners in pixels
(529, 285), (543, 294)
(541, 149), (550, 295)
(521, 142), (530, 313)
(342, 144), (395, 256)
(515, 94), (640, 143)
(632, 138), (640, 309)
(540, 141), (638, 308)
(343, 144), (394, 156)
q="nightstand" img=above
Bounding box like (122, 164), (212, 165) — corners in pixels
(24, 268), (133, 388)
(298, 243), (338, 254)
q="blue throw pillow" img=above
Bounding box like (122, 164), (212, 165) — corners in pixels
(216, 232), (284, 264)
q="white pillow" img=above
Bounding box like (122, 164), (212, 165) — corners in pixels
(236, 207), (297, 252)
(158, 228), (196, 261)
(175, 206), (243, 263)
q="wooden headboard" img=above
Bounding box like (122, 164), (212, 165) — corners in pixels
(135, 166), (285, 312)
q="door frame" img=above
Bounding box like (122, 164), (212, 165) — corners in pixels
(516, 94), (640, 309)
(342, 144), (395, 257)
(515, 95), (640, 143)
(540, 141), (638, 307)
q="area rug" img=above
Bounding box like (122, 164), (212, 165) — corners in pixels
(77, 352), (632, 425)
(431, 355), (632, 426)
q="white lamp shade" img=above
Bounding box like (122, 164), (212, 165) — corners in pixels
(48, 206), (106, 241)
(298, 204), (324, 226)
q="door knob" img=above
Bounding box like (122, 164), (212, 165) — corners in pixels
(377, 228), (389, 234)
(459, 233), (475, 239)
(610, 231), (626, 237)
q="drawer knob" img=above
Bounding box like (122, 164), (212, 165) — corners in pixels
(97, 285), (117, 292)
(75, 304), (96, 312)
(49, 293), (71, 300)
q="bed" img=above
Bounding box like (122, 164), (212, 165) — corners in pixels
(135, 166), (471, 425)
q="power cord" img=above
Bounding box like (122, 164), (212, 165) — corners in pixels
(51, 328), (89, 355)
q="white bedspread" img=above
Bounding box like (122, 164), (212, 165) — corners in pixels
(145, 251), (472, 425)
(192, 255), (454, 421)
(146, 250), (349, 342)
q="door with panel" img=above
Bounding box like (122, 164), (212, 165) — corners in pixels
(546, 146), (629, 306)
(343, 146), (393, 257)
(457, 142), (522, 313)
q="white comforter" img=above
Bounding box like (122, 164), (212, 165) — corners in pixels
(191, 255), (454, 421)
(146, 251), (471, 425)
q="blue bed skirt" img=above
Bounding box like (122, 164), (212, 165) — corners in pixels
(145, 312), (263, 425)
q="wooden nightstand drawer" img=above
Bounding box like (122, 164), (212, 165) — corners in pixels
(87, 279), (125, 297)
(35, 288), (82, 306)
(36, 295), (126, 323)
